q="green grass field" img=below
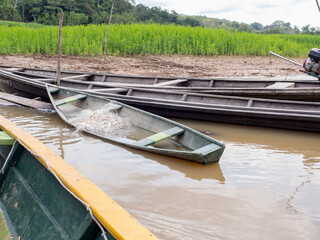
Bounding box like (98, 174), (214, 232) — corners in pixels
(0, 22), (319, 57)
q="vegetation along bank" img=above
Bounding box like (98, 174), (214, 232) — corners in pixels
(1, 22), (320, 57)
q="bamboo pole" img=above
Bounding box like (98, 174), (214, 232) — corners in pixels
(104, 1), (115, 62)
(56, 10), (64, 86)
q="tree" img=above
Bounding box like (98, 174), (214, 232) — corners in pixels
(64, 11), (88, 25)
(293, 25), (300, 34)
(302, 24), (310, 34)
(0, 0), (20, 20)
(182, 16), (202, 27)
(251, 22), (263, 31)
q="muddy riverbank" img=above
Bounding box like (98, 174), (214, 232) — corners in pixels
(0, 55), (306, 78)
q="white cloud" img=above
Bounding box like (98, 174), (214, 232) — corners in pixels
(135, 0), (320, 27)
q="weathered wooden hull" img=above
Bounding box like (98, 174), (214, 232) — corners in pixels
(1, 65), (320, 101)
(0, 70), (48, 100)
(192, 88), (320, 101)
(47, 85), (225, 164)
(0, 116), (157, 240)
(1, 68), (320, 131)
(114, 98), (320, 132)
(93, 89), (320, 132)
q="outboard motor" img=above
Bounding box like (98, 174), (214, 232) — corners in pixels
(303, 48), (320, 75)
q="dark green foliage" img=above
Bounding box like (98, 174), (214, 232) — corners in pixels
(0, 0), (202, 27)
(0, 0), (21, 21)
(181, 16), (202, 27)
(1, 0), (318, 35)
(64, 11), (88, 26)
(0, 0), (320, 35)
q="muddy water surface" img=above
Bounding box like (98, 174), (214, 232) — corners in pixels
(1, 104), (320, 240)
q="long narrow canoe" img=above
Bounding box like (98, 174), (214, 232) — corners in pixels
(1, 65), (320, 101)
(0, 116), (157, 240)
(93, 88), (320, 132)
(46, 85), (225, 164)
(1, 70), (320, 131)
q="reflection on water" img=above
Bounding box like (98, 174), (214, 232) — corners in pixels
(1, 104), (320, 240)
(176, 118), (320, 159)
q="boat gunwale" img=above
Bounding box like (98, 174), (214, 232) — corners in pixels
(0, 115), (158, 240)
(1, 64), (320, 83)
(84, 90), (320, 116)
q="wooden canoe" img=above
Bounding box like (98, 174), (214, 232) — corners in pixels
(1, 65), (320, 101)
(91, 88), (320, 132)
(0, 116), (157, 240)
(46, 85), (225, 164)
(1, 69), (320, 131)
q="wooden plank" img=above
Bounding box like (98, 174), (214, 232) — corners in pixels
(192, 143), (221, 155)
(0, 98), (12, 104)
(0, 131), (14, 145)
(49, 88), (60, 94)
(36, 78), (56, 83)
(59, 78), (188, 88)
(4, 68), (24, 71)
(247, 99), (253, 107)
(153, 78), (159, 84)
(85, 88), (127, 93)
(61, 74), (91, 80)
(0, 92), (53, 110)
(32, 79), (56, 83)
(55, 94), (87, 106)
(154, 79), (187, 87)
(135, 127), (184, 146)
(266, 82), (295, 89)
(101, 75), (107, 82)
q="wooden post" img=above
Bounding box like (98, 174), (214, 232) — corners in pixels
(316, 0), (320, 12)
(104, 1), (115, 62)
(56, 10), (64, 86)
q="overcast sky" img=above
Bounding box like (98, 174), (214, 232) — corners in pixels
(134, 0), (320, 28)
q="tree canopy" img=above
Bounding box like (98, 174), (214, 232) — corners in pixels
(0, 0), (318, 34)
(0, 0), (202, 26)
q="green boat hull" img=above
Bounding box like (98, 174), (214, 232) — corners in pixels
(0, 142), (115, 240)
(0, 116), (157, 240)
(47, 85), (225, 164)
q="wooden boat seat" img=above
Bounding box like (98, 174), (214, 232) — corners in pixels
(0, 131), (14, 145)
(266, 82), (295, 89)
(36, 79), (56, 83)
(55, 94), (87, 106)
(135, 127), (185, 146)
(154, 79), (187, 87)
(192, 143), (222, 155)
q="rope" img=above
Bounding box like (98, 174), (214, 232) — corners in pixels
(1, 139), (109, 240)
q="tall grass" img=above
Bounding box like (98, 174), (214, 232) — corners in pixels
(0, 23), (319, 57)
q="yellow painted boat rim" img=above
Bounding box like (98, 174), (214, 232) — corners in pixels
(0, 115), (157, 240)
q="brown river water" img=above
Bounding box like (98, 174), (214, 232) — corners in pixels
(1, 103), (320, 240)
